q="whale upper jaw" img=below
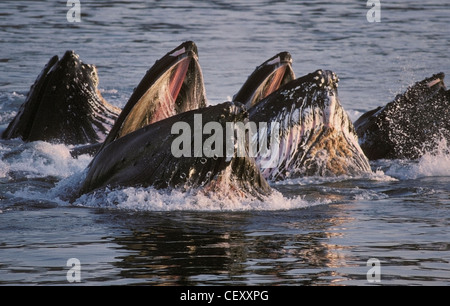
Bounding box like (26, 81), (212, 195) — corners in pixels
(1, 51), (121, 145)
(233, 51), (295, 108)
(248, 69), (372, 180)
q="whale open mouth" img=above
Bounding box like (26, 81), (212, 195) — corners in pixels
(118, 53), (192, 137)
(101, 41), (207, 148)
(233, 52), (295, 108)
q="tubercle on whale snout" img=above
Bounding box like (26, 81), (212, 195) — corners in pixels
(311, 70), (339, 89)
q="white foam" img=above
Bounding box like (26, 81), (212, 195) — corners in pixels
(0, 158), (8, 178)
(350, 187), (389, 201)
(272, 169), (396, 186)
(1, 140), (91, 179)
(0, 92), (22, 125)
(383, 138), (450, 180)
(99, 88), (119, 94)
(71, 185), (320, 212)
(0, 137), (330, 212)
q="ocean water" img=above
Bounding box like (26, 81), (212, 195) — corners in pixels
(0, 0), (449, 286)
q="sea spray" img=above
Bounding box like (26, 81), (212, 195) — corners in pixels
(383, 138), (450, 180)
(1, 141), (91, 179)
(71, 185), (318, 212)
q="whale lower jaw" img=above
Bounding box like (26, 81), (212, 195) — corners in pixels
(257, 111), (372, 180)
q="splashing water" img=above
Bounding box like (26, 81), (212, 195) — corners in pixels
(71, 186), (320, 212)
(377, 138), (450, 180)
(0, 141), (91, 180)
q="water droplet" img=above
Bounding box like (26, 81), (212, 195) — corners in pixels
(200, 158), (207, 164)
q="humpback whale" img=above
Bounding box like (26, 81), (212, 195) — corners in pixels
(233, 52), (295, 108)
(355, 73), (450, 160)
(77, 102), (271, 200)
(246, 69), (372, 180)
(1, 51), (121, 145)
(72, 41), (208, 157)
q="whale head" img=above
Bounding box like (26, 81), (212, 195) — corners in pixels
(355, 72), (450, 160)
(2, 51), (120, 145)
(248, 70), (372, 180)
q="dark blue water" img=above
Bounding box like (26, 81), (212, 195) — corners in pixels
(0, 0), (449, 285)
